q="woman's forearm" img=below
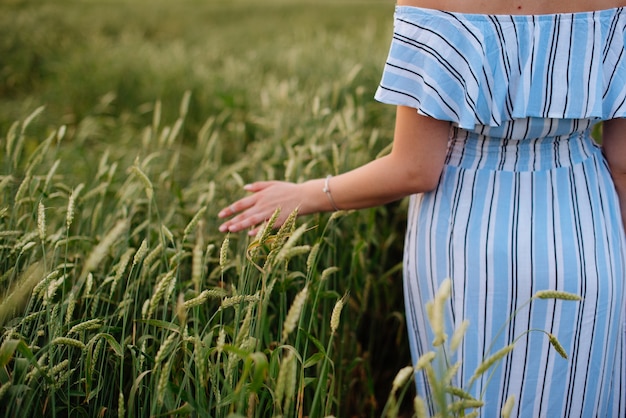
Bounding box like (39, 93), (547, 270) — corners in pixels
(299, 152), (443, 215)
(218, 107), (450, 234)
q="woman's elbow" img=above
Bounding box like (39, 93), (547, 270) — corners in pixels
(402, 167), (443, 194)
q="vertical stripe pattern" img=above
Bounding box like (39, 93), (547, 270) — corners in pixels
(404, 129), (626, 417)
(376, 6), (626, 418)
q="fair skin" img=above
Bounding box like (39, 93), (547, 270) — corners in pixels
(219, 0), (626, 235)
(403, 0), (626, 14)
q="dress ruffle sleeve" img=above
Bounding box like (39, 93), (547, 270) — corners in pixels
(374, 6), (626, 129)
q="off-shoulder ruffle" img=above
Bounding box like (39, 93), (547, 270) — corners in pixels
(374, 6), (626, 129)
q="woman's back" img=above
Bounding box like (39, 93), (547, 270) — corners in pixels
(398, 0), (626, 14)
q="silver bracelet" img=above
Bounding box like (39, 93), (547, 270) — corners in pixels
(323, 175), (340, 211)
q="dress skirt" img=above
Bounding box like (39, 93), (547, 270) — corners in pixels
(403, 122), (626, 417)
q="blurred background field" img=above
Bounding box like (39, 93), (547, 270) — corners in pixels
(0, 0), (417, 416)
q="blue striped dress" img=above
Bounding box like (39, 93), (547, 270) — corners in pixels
(375, 6), (626, 417)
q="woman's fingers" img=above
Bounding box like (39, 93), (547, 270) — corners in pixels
(220, 209), (271, 233)
(243, 181), (278, 192)
(218, 181), (298, 233)
(218, 194), (275, 233)
(217, 193), (258, 219)
(218, 182), (282, 219)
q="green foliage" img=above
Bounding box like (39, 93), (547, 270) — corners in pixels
(0, 1), (415, 416)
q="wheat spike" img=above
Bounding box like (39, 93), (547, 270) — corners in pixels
(192, 230), (204, 291)
(51, 337), (86, 350)
(391, 366), (414, 393)
(68, 319), (102, 335)
(183, 206), (207, 240)
(446, 386), (478, 401)
(448, 399), (484, 413)
(414, 396), (428, 418)
(66, 184), (84, 229)
(156, 357), (173, 405)
(330, 297), (345, 335)
(281, 285), (308, 342)
(416, 351), (436, 370)
(217, 328), (226, 355)
(534, 290), (581, 301)
(321, 266), (340, 282)
(133, 239), (149, 266)
(118, 392), (125, 418)
(450, 319), (470, 352)
(183, 290), (211, 309)
(130, 164), (154, 200)
(219, 234), (230, 271)
(0, 382), (12, 400)
(37, 201), (46, 241)
(501, 395), (515, 418)
(548, 333), (568, 359)
(306, 242), (320, 273)
(84, 220), (128, 273)
(471, 343), (515, 383)
(154, 332), (178, 367)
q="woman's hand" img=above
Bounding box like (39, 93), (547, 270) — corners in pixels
(218, 181), (307, 235)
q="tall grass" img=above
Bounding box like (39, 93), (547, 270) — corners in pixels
(0, 91), (400, 416)
(0, 2), (418, 416)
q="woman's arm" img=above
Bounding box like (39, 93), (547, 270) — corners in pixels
(218, 106), (450, 234)
(602, 118), (626, 230)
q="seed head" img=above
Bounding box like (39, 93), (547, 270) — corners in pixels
(306, 242), (320, 273)
(183, 290), (210, 309)
(450, 319), (470, 352)
(321, 266), (340, 282)
(391, 366), (414, 393)
(501, 395), (516, 418)
(446, 386), (477, 401)
(183, 206), (207, 240)
(415, 351), (436, 370)
(51, 337), (86, 350)
(414, 396), (428, 418)
(84, 220), (127, 273)
(330, 297), (345, 335)
(217, 329), (226, 355)
(66, 184), (84, 229)
(534, 290), (581, 301)
(471, 343), (515, 382)
(130, 164), (154, 200)
(281, 285), (308, 342)
(68, 318), (102, 335)
(118, 392), (125, 418)
(548, 333), (568, 359)
(133, 239), (149, 266)
(219, 234), (230, 270)
(37, 201), (46, 241)
(154, 332), (178, 367)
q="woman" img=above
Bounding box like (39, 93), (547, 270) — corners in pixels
(219, 0), (626, 416)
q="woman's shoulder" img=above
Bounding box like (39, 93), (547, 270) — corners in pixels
(396, 0), (626, 15)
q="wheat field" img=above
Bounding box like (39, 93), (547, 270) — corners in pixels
(0, 1), (418, 416)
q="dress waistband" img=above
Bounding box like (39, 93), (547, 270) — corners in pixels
(445, 129), (602, 172)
